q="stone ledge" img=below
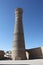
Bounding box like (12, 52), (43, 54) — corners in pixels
(0, 59), (43, 65)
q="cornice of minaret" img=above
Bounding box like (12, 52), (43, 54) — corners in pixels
(15, 8), (23, 14)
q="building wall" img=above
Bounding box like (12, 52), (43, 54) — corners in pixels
(26, 47), (43, 59)
(0, 50), (5, 59)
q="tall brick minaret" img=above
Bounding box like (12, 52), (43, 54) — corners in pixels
(12, 8), (26, 60)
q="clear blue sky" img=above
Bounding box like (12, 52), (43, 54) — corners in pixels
(0, 0), (43, 51)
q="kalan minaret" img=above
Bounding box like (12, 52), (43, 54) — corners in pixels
(12, 8), (26, 60)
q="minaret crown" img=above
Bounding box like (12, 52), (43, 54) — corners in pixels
(15, 8), (23, 14)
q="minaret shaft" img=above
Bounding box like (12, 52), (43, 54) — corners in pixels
(12, 8), (26, 60)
